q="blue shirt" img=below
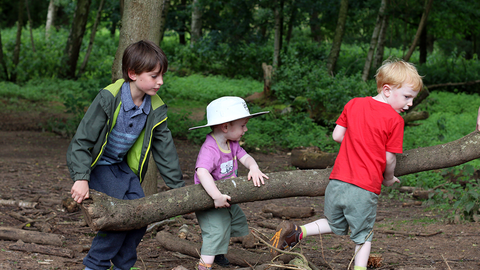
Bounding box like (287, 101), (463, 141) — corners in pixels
(97, 82), (151, 165)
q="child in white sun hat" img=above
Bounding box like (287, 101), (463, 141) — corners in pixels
(190, 96), (269, 270)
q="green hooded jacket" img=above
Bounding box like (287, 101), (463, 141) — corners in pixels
(66, 79), (184, 189)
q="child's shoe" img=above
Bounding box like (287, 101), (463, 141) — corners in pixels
(197, 263), (212, 270)
(269, 220), (302, 256)
(214, 254), (230, 267)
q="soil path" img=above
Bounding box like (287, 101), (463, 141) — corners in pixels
(0, 129), (479, 269)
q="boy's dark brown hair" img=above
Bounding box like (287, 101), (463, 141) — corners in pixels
(122, 40), (168, 82)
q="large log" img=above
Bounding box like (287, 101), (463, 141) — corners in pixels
(81, 169), (331, 231)
(0, 227), (64, 246)
(155, 231), (276, 266)
(81, 132), (480, 231)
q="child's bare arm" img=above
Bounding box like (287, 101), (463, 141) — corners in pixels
(196, 168), (231, 208)
(332, 125), (346, 143)
(383, 151), (400, 186)
(239, 154), (268, 187)
(477, 106), (480, 131)
(71, 180), (89, 203)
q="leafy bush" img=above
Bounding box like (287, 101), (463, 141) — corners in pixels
(272, 55), (374, 123)
(162, 74), (263, 104)
(1, 27), (117, 83)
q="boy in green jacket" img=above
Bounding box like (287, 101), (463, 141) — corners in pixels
(67, 40), (184, 270)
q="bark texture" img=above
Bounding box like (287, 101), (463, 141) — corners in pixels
(62, 0), (91, 79)
(190, 0), (202, 45)
(0, 227), (64, 246)
(81, 132), (480, 231)
(111, 0), (162, 81)
(394, 132), (480, 176)
(327, 0), (349, 75)
(403, 0), (434, 62)
(81, 170), (330, 231)
(45, 0), (56, 39)
(362, 0), (387, 81)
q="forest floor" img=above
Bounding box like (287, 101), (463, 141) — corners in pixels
(0, 100), (479, 270)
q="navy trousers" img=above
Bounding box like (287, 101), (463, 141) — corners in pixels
(83, 161), (147, 270)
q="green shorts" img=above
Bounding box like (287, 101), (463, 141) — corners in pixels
(324, 180), (378, 244)
(195, 204), (249, 255)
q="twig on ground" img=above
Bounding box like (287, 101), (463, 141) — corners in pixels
(442, 254), (452, 270)
(314, 222), (334, 270)
(250, 228), (313, 269)
(377, 229), (442, 237)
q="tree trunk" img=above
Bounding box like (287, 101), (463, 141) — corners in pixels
(327, 0), (349, 75)
(178, 0), (187, 45)
(159, 0), (171, 43)
(111, 0), (163, 81)
(109, 0), (164, 195)
(78, 0), (105, 78)
(12, 0), (25, 82)
(61, 0), (91, 79)
(190, 0), (202, 46)
(0, 30), (9, 80)
(309, 10), (322, 43)
(419, 23), (427, 64)
(373, 15), (388, 71)
(25, 0), (36, 52)
(362, 0), (387, 81)
(141, 155), (158, 196)
(403, 0), (433, 62)
(285, 1), (297, 46)
(273, 0), (284, 68)
(81, 131), (480, 231)
(45, 0), (57, 40)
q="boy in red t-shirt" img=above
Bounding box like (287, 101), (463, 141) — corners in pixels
(270, 59), (423, 270)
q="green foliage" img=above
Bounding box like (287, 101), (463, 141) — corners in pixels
(428, 165), (480, 223)
(272, 54), (374, 123)
(1, 27), (117, 84)
(167, 37), (272, 79)
(162, 74), (263, 104)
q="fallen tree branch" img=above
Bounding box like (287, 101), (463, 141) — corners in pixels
(0, 227), (64, 246)
(427, 80), (480, 90)
(0, 199), (37, 208)
(81, 132), (480, 231)
(377, 229), (443, 237)
(155, 230), (275, 267)
(8, 240), (74, 258)
(81, 169), (330, 231)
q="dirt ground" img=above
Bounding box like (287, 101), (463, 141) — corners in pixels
(1, 107), (480, 270)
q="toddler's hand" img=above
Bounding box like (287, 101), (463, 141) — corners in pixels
(382, 176), (400, 187)
(213, 194), (231, 208)
(248, 167), (269, 187)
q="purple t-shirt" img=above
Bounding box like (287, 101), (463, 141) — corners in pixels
(194, 133), (248, 184)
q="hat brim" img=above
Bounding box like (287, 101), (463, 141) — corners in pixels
(189, 111), (269, 130)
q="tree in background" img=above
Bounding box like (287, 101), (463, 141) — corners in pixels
(111, 0), (163, 81)
(110, 0), (165, 196)
(327, 0), (348, 75)
(45, 0), (57, 40)
(60, 0), (91, 79)
(190, 0), (202, 45)
(403, 0), (433, 62)
(11, 0), (24, 83)
(78, 0), (105, 78)
(159, 0), (171, 43)
(362, 0), (387, 81)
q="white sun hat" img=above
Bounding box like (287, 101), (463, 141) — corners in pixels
(189, 96), (269, 130)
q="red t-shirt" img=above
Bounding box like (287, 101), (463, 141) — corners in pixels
(329, 97), (404, 194)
